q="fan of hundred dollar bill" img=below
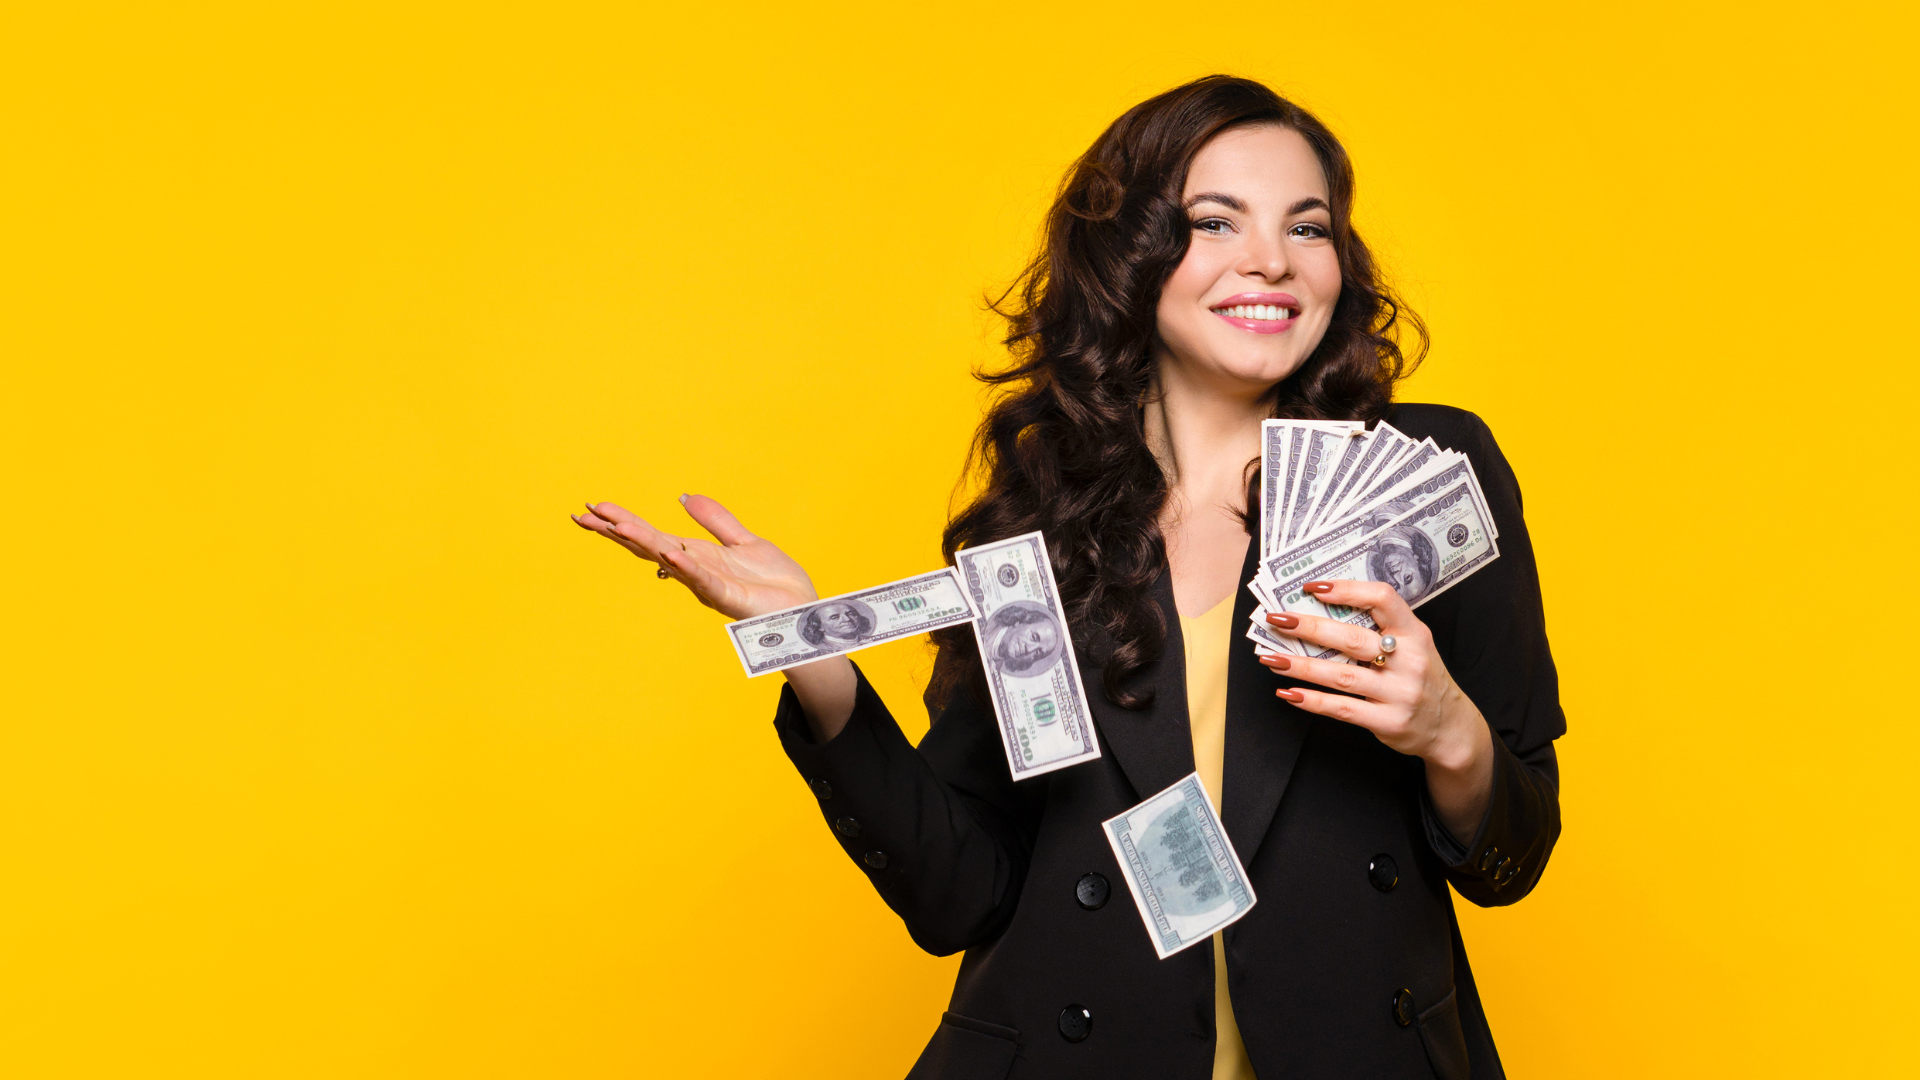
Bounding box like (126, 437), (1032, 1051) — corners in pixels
(1246, 419), (1500, 660)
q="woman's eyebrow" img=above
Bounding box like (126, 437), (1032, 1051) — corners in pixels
(1289, 196), (1331, 215)
(1183, 191), (1245, 212)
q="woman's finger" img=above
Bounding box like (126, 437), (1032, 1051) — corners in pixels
(1275, 684), (1392, 732)
(1259, 651), (1390, 701)
(1300, 579), (1416, 635)
(574, 505), (676, 562)
(1264, 609), (1382, 663)
(679, 494), (756, 547)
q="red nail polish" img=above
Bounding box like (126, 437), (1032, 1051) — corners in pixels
(1262, 654), (1292, 670)
(1268, 613), (1299, 629)
(1305, 582), (1333, 594)
(1276, 688), (1303, 702)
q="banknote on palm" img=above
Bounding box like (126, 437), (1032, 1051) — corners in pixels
(1103, 772), (1256, 960)
(726, 568), (980, 676)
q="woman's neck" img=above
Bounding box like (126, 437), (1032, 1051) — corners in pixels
(1143, 363), (1269, 504)
(1144, 362), (1268, 616)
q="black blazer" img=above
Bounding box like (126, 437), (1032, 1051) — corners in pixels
(775, 404), (1565, 1080)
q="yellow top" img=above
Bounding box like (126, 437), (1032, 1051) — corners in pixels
(1180, 597), (1258, 1080)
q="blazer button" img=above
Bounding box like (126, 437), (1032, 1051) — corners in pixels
(1392, 989), (1415, 1028)
(1058, 1004), (1092, 1042)
(1367, 853), (1399, 892)
(835, 817), (862, 837)
(809, 779), (833, 801)
(1075, 873), (1110, 910)
(863, 851), (889, 869)
(1492, 856), (1514, 885)
(1476, 845), (1500, 873)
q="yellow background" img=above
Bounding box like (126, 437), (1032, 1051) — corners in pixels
(4, 2), (1915, 1076)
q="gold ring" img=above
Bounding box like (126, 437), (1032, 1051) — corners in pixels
(1370, 654), (1387, 667)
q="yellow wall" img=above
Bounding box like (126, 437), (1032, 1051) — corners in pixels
(4, 2), (1914, 1075)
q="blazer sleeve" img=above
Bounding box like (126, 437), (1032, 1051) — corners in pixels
(1419, 411), (1566, 907)
(772, 657), (1040, 956)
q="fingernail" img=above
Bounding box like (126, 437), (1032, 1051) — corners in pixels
(1276, 688), (1304, 702)
(1267, 613), (1299, 629)
(678, 493), (689, 504)
(1304, 582), (1334, 594)
(1261, 654), (1292, 671)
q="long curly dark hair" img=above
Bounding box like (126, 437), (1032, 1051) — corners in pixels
(932, 75), (1426, 710)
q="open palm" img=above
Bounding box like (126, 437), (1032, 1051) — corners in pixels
(573, 495), (817, 620)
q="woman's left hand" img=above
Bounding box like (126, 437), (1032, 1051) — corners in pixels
(1258, 579), (1494, 839)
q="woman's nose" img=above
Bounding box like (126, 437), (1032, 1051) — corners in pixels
(1240, 230), (1292, 281)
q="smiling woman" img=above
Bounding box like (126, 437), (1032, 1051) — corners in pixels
(576, 76), (1562, 1080)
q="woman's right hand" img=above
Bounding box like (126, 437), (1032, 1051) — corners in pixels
(573, 494), (819, 620)
(574, 494), (860, 740)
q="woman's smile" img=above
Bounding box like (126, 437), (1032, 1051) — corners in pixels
(1210, 291), (1299, 335)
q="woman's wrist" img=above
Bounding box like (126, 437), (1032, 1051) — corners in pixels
(1421, 685), (1491, 774)
(1420, 686), (1496, 842)
(783, 655), (859, 743)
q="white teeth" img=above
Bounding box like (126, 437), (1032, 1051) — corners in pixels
(1215, 304), (1295, 320)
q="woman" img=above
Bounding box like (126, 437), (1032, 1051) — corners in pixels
(575, 76), (1563, 1080)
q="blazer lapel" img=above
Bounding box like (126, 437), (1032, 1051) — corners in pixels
(1222, 540), (1311, 863)
(1083, 569), (1195, 803)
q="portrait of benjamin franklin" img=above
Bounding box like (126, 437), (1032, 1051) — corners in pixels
(980, 600), (1065, 677)
(797, 598), (878, 647)
(1366, 526), (1439, 605)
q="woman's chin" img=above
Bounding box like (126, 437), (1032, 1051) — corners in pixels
(1218, 354), (1309, 390)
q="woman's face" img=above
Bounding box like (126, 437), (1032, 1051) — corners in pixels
(1154, 124), (1342, 394)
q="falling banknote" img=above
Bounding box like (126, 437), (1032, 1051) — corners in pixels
(725, 568), (978, 677)
(953, 531), (1101, 779)
(1103, 773), (1256, 959)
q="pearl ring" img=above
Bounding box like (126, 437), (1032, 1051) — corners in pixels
(1370, 635), (1397, 667)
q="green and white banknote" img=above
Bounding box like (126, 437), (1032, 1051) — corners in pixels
(725, 568), (978, 677)
(955, 530), (1101, 780)
(1103, 772), (1256, 960)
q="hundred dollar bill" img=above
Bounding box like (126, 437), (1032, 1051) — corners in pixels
(1300, 422), (1406, 539)
(1319, 428), (1411, 525)
(955, 531), (1101, 779)
(1283, 425), (1365, 547)
(1257, 455), (1482, 597)
(1264, 476), (1500, 660)
(1103, 772), (1256, 960)
(725, 568), (978, 677)
(1261, 420), (1361, 555)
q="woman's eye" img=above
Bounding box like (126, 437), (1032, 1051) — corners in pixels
(1192, 217), (1232, 234)
(1289, 222), (1330, 239)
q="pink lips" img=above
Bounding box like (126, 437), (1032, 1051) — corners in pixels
(1210, 292), (1300, 335)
